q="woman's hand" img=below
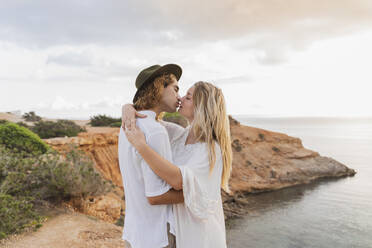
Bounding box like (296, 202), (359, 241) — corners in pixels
(124, 124), (146, 150)
(121, 104), (147, 130)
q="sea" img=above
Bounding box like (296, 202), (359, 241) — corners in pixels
(226, 116), (372, 248)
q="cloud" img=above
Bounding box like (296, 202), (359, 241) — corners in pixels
(1, 0), (371, 50)
(255, 47), (289, 65)
(30, 96), (126, 119)
(214, 75), (253, 85)
(46, 96), (124, 111)
(0, 0), (176, 48)
(148, 0), (372, 38)
(87, 96), (124, 109)
(46, 50), (94, 67)
(51, 96), (77, 110)
(0, 0), (372, 93)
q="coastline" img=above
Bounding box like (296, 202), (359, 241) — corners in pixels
(43, 116), (356, 223)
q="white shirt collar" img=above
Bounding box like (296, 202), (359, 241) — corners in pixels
(138, 110), (157, 119)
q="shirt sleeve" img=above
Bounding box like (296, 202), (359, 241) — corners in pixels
(140, 131), (173, 197)
(179, 145), (223, 220)
(158, 120), (185, 144)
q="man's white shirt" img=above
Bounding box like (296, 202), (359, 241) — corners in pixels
(118, 110), (175, 248)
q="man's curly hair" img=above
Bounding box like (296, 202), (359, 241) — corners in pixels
(133, 74), (176, 111)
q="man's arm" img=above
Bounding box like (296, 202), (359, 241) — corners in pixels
(148, 189), (184, 205)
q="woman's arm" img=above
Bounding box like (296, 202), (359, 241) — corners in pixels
(137, 141), (183, 190)
(124, 126), (183, 190)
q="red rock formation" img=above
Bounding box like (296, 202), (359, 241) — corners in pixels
(228, 116), (355, 194)
(45, 127), (123, 188)
(44, 128), (124, 222)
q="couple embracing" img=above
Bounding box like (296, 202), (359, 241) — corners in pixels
(118, 63), (232, 248)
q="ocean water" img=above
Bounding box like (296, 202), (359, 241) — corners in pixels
(226, 116), (372, 248)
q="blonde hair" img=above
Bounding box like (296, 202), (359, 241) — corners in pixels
(191, 82), (232, 193)
(133, 74), (176, 111)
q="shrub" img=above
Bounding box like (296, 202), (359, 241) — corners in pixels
(162, 112), (181, 118)
(0, 194), (42, 238)
(34, 146), (113, 200)
(115, 215), (124, 226)
(161, 112), (189, 128)
(0, 122), (49, 155)
(0, 120), (8, 125)
(89, 115), (121, 127)
(272, 146), (280, 152)
(31, 120), (86, 139)
(0, 144), (113, 238)
(109, 121), (122, 127)
(22, 111), (42, 122)
(0, 145), (113, 201)
(16, 121), (30, 128)
(232, 139), (242, 152)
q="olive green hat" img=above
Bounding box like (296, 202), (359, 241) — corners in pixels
(133, 64), (182, 103)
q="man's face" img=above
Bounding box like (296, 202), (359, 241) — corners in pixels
(159, 78), (180, 113)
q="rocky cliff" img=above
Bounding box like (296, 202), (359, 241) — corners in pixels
(45, 127), (123, 188)
(44, 117), (356, 221)
(228, 117), (355, 193)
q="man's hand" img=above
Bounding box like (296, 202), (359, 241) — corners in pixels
(147, 189), (184, 205)
(121, 104), (147, 130)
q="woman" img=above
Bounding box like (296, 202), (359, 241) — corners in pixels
(123, 81), (232, 248)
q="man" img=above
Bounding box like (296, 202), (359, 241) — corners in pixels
(118, 64), (184, 248)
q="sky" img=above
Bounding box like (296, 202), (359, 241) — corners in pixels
(1, 0), (372, 119)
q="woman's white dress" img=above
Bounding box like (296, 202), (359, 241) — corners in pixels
(160, 121), (227, 248)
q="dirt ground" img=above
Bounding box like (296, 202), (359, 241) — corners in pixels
(0, 207), (127, 248)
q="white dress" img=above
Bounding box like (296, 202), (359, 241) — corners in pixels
(160, 121), (227, 248)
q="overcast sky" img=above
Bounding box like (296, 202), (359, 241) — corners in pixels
(1, 0), (372, 119)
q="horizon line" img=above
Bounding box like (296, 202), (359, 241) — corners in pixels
(2, 111), (372, 121)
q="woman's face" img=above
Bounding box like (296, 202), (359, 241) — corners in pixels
(178, 86), (195, 122)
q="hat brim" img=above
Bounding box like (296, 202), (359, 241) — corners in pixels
(133, 64), (182, 103)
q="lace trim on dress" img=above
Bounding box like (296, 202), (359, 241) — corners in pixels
(180, 166), (220, 220)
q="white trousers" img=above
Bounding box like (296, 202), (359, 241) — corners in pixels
(124, 223), (176, 248)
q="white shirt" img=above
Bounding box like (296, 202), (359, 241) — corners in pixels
(161, 121), (227, 248)
(118, 110), (175, 248)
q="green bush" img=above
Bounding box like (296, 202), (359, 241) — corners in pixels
(162, 112), (189, 128)
(0, 120), (8, 125)
(0, 145), (112, 201)
(115, 215), (124, 226)
(0, 122), (49, 155)
(0, 144), (113, 238)
(16, 121), (30, 128)
(109, 121), (122, 127)
(162, 112), (182, 118)
(22, 111), (42, 122)
(0, 194), (42, 238)
(89, 115), (121, 127)
(31, 120), (86, 139)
